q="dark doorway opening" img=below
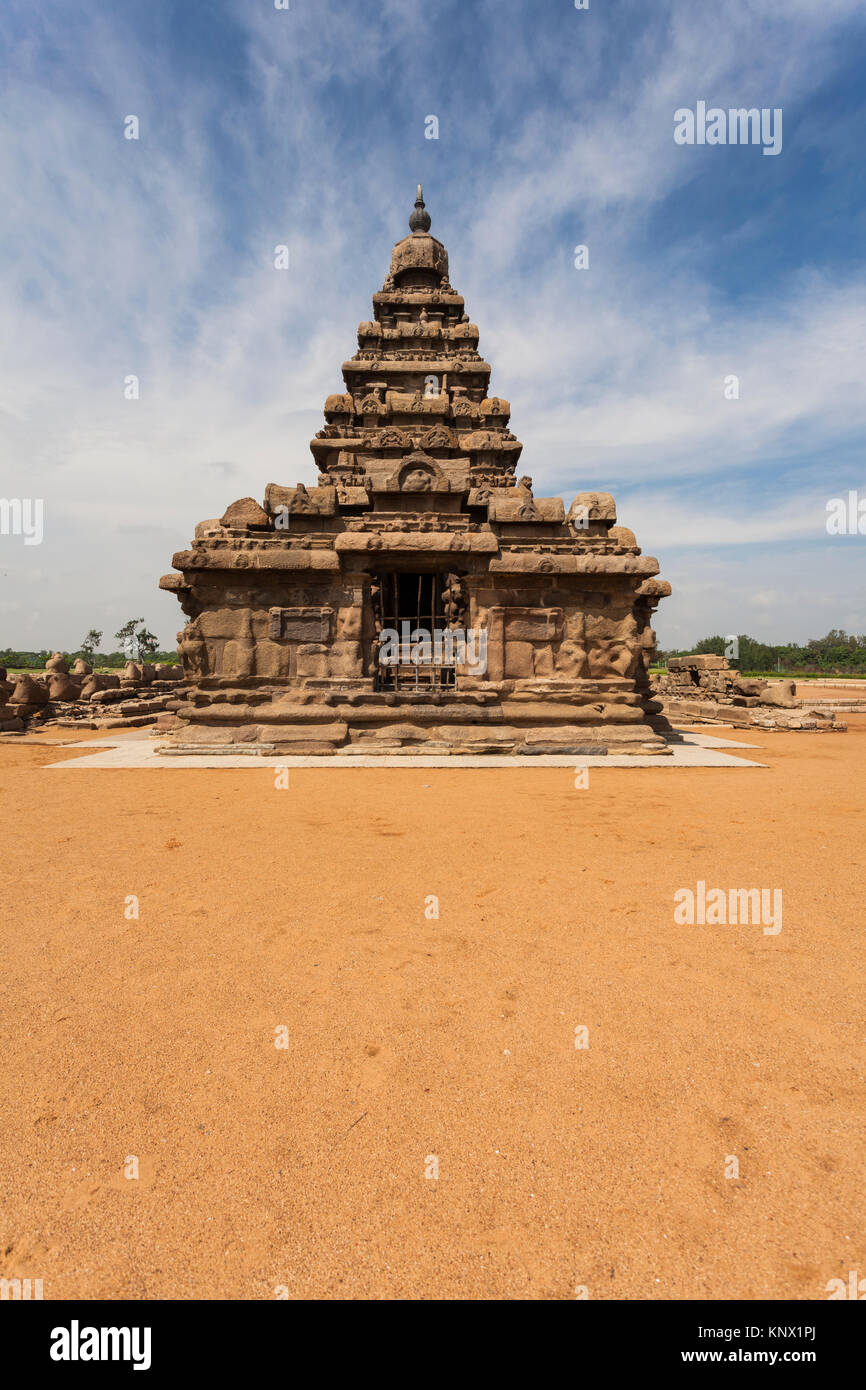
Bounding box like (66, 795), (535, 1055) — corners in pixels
(377, 572), (445, 633)
(373, 571), (455, 691)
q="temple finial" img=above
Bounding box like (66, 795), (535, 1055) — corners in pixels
(409, 184), (431, 233)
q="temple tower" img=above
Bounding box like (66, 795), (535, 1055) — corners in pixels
(160, 189), (671, 754)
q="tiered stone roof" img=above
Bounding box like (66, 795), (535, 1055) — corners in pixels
(311, 185), (521, 495)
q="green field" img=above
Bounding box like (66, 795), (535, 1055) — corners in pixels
(650, 666), (866, 681)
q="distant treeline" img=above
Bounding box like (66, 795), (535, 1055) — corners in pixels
(658, 630), (866, 673)
(1, 649), (179, 670)
(6, 628), (866, 674)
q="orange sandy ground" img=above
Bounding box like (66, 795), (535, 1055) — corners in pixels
(795, 683), (866, 701)
(1, 721), (863, 1301)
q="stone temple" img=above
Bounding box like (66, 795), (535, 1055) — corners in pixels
(159, 187), (671, 755)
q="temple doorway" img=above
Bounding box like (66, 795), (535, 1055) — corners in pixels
(373, 570), (456, 691)
(377, 572), (445, 634)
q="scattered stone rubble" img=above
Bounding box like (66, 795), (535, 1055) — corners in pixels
(0, 653), (183, 734)
(653, 655), (846, 732)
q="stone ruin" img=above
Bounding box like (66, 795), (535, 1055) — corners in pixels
(653, 655), (845, 732)
(158, 187), (672, 756)
(0, 652), (182, 734)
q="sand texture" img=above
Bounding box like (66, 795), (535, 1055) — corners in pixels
(1, 721), (863, 1300)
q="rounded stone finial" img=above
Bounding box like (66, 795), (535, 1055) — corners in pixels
(409, 183), (431, 233)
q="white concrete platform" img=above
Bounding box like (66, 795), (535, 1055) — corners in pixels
(43, 728), (766, 770)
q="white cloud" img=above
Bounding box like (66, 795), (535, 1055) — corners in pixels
(0, 0), (864, 649)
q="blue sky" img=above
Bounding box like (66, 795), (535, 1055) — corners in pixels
(1, 0), (865, 651)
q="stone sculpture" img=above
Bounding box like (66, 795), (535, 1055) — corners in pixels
(159, 188), (672, 754)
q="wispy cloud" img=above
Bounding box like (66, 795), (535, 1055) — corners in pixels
(0, 0), (864, 649)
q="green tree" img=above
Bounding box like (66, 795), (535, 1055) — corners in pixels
(693, 635), (727, 656)
(81, 628), (103, 659)
(114, 618), (144, 659)
(135, 627), (159, 660)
